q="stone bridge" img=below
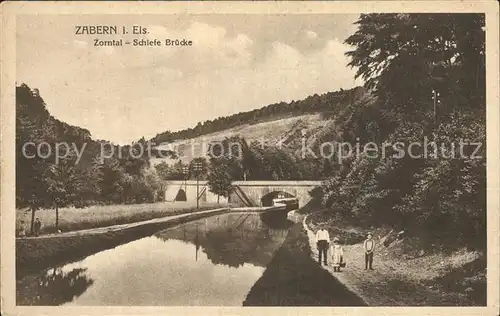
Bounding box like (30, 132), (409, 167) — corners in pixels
(164, 180), (322, 208)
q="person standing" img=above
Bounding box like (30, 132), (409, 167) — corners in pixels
(18, 220), (27, 237)
(363, 233), (375, 270)
(330, 237), (344, 272)
(33, 218), (42, 237)
(315, 225), (330, 265)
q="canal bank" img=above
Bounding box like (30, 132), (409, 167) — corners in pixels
(17, 206), (368, 306)
(17, 210), (292, 305)
(16, 208), (233, 278)
(16, 206), (287, 278)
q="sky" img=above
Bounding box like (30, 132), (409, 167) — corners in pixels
(17, 14), (363, 145)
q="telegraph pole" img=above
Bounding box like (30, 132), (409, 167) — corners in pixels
(183, 166), (189, 198)
(193, 161), (203, 210)
(431, 89), (440, 124)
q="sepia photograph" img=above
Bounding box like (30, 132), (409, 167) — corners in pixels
(1, 1), (499, 315)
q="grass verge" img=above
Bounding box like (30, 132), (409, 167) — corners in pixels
(16, 202), (219, 236)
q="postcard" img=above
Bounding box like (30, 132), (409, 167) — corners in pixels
(1, 1), (499, 315)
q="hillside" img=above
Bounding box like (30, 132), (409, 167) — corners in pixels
(151, 86), (369, 165)
(150, 86), (366, 145)
(152, 114), (323, 165)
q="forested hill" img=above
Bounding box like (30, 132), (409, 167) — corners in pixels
(16, 85), (94, 147)
(16, 84), (164, 208)
(151, 86), (367, 144)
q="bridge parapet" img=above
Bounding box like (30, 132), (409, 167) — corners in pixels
(164, 180), (321, 207)
(232, 180), (322, 187)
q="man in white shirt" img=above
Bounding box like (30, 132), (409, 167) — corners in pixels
(315, 225), (330, 265)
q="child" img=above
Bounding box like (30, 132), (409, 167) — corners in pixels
(330, 237), (344, 272)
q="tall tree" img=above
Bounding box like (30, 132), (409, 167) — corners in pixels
(345, 13), (485, 122)
(207, 136), (249, 180)
(154, 161), (171, 180)
(207, 164), (233, 204)
(45, 161), (90, 231)
(315, 13), (488, 250)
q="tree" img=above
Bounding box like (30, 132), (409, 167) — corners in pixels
(207, 165), (233, 204)
(154, 161), (171, 180)
(166, 160), (188, 180)
(153, 162), (171, 201)
(207, 136), (248, 180)
(246, 141), (304, 180)
(25, 190), (47, 235)
(15, 83), (176, 211)
(96, 156), (125, 203)
(143, 168), (163, 202)
(314, 13), (487, 250)
(345, 14), (485, 121)
(45, 162), (84, 231)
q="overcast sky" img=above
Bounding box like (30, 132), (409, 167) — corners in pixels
(17, 14), (363, 144)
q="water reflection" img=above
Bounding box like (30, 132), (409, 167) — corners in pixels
(17, 267), (93, 305)
(17, 211), (290, 306)
(155, 212), (290, 268)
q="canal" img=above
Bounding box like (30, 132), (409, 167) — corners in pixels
(16, 211), (294, 306)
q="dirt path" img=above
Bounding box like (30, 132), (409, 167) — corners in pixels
(17, 208), (229, 240)
(302, 215), (485, 306)
(303, 215), (433, 306)
(302, 215), (380, 305)
(244, 221), (366, 306)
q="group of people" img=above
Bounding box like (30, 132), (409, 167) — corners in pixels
(315, 225), (375, 272)
(18, 218), (42, 237)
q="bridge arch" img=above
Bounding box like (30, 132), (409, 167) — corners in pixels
(260, 190), (295, 207)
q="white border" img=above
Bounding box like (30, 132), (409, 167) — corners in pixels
(1, 1), (499, 315)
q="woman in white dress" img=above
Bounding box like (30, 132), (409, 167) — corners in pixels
(330, 237), (344, 272)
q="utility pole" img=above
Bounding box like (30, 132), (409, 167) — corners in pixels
(193, 161), (203, 210)
(183, 166), (189, 199)
(431, 89), (440, 124)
